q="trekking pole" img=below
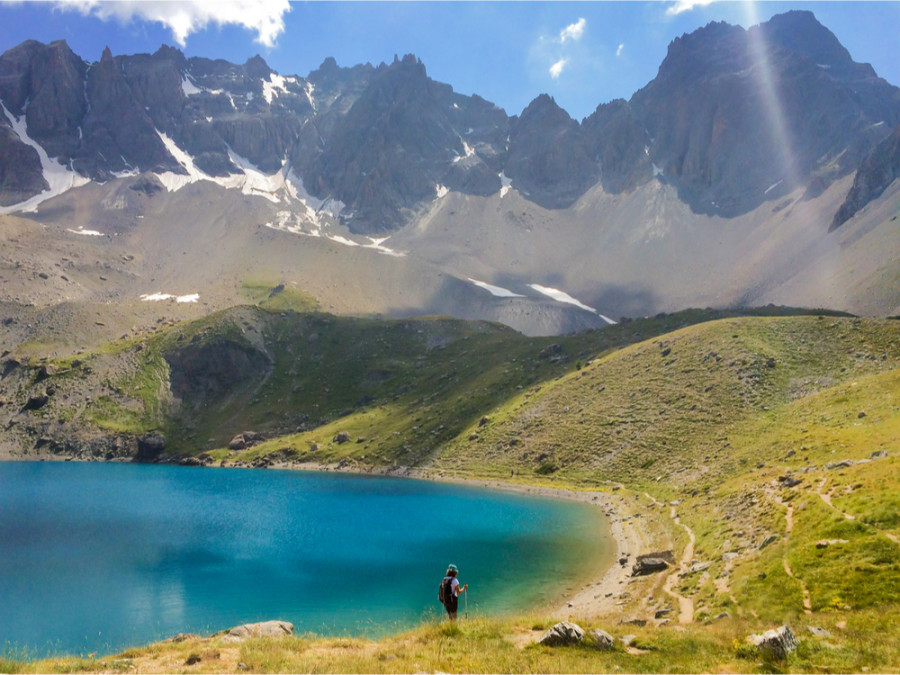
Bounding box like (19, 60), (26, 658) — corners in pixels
(465, 587), (469, 619)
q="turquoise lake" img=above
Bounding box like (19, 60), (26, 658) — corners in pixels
(0, 461), (610, 658)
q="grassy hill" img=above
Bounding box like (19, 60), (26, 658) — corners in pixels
(2, 307), (899, 672)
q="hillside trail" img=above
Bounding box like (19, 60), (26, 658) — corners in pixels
(766, 487), (812, 615)
(816, 477), (899, 544)
(645, 493), (695, 624)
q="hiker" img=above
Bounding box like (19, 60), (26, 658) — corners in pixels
(439, 563), (468, 620)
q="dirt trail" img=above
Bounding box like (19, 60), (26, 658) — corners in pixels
(816, 477), (898, 543)
(649, 496), (695, 625)
(767, 488), (812, 615)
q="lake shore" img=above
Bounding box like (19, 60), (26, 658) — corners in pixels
(1, 453), (662, 626)
(231, 458), (661, 622)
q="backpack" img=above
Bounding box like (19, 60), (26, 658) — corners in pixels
(438, 577), (453, 606)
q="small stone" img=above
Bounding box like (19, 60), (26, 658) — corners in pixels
(807, 626), (833, 638)
(746, 625), (797, 660)
(619, 617), (647, 627)
(588, 629), (614, 650)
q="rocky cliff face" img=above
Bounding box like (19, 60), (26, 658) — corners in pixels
(506, 94), (598, 209)
(832, 126), (900, 230)
(1, 11), (899, 232)
(301, 54), (508, 233)
(618, 10), (900, 216)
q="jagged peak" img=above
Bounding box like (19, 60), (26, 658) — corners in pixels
(152, 44), (185, 62)
(754, 9), (875, 79)
(317, 56), (339, 72)
(244, 54), (271, 78)
(100, 45), (114, 62)
(518, 93), (573, 126)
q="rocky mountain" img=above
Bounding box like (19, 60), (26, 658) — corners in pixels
(1, 10), (900, 339)
(831, 126), (900, 230)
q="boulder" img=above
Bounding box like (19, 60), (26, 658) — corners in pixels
(825, 460), (854, 470)
(632, 554), (671, 576)
(747, 625), (797, 660)
(223, 620), (294, 642)
(778, 475), (802, 488)
(588, 629), (615, 650)
(619, 617), (647, 627)
(23, 394), (49, 411)
(228, 431), (266, 450)
(815, 539), (849, 549)
(538, 621), (585, 647)
(333, 431), (351, 444)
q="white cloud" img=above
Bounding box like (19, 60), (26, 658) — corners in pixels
(50, 0), (291, 47)
(559, 17), (586, 43)
(666, 0), (719, 16)
(616, 43), (624, 57)
(549, 58), (567, 79)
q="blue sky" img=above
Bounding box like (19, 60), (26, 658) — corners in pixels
(1, 1), (898, 121)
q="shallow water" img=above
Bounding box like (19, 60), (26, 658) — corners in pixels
(0, 461), (610, 657)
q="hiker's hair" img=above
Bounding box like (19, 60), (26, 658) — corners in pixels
(446, 569), (458, 577)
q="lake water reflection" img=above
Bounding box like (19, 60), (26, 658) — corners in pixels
(0, 461), (609, 657)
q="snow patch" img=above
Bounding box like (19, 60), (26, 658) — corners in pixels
(530, 285), (617, 324)
(262, 73), (297, 104)
(528, 285), (619, 324)
(181, 75), (202, 96)
(468, 278), (525, 298)
(652, 162), (664, 177)
(140, 292), (174, 302)
(155, 131), (289, 205)
(67, 227), (103, 236)
(225, 148), (284, 203)
(764, 179), (783, 195)
(363, 237), (405, 257)
(529, 284), (596, 312)
(454, 139), (476, 163)
(263, 215), (405, 257)
(0, 102), (91, 215)
(140, 292), (199, 303)
(499, 172), (512, 198)
(435, 184), (449, 199)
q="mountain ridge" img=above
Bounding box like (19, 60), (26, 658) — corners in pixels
(2, 10), (900, 337)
